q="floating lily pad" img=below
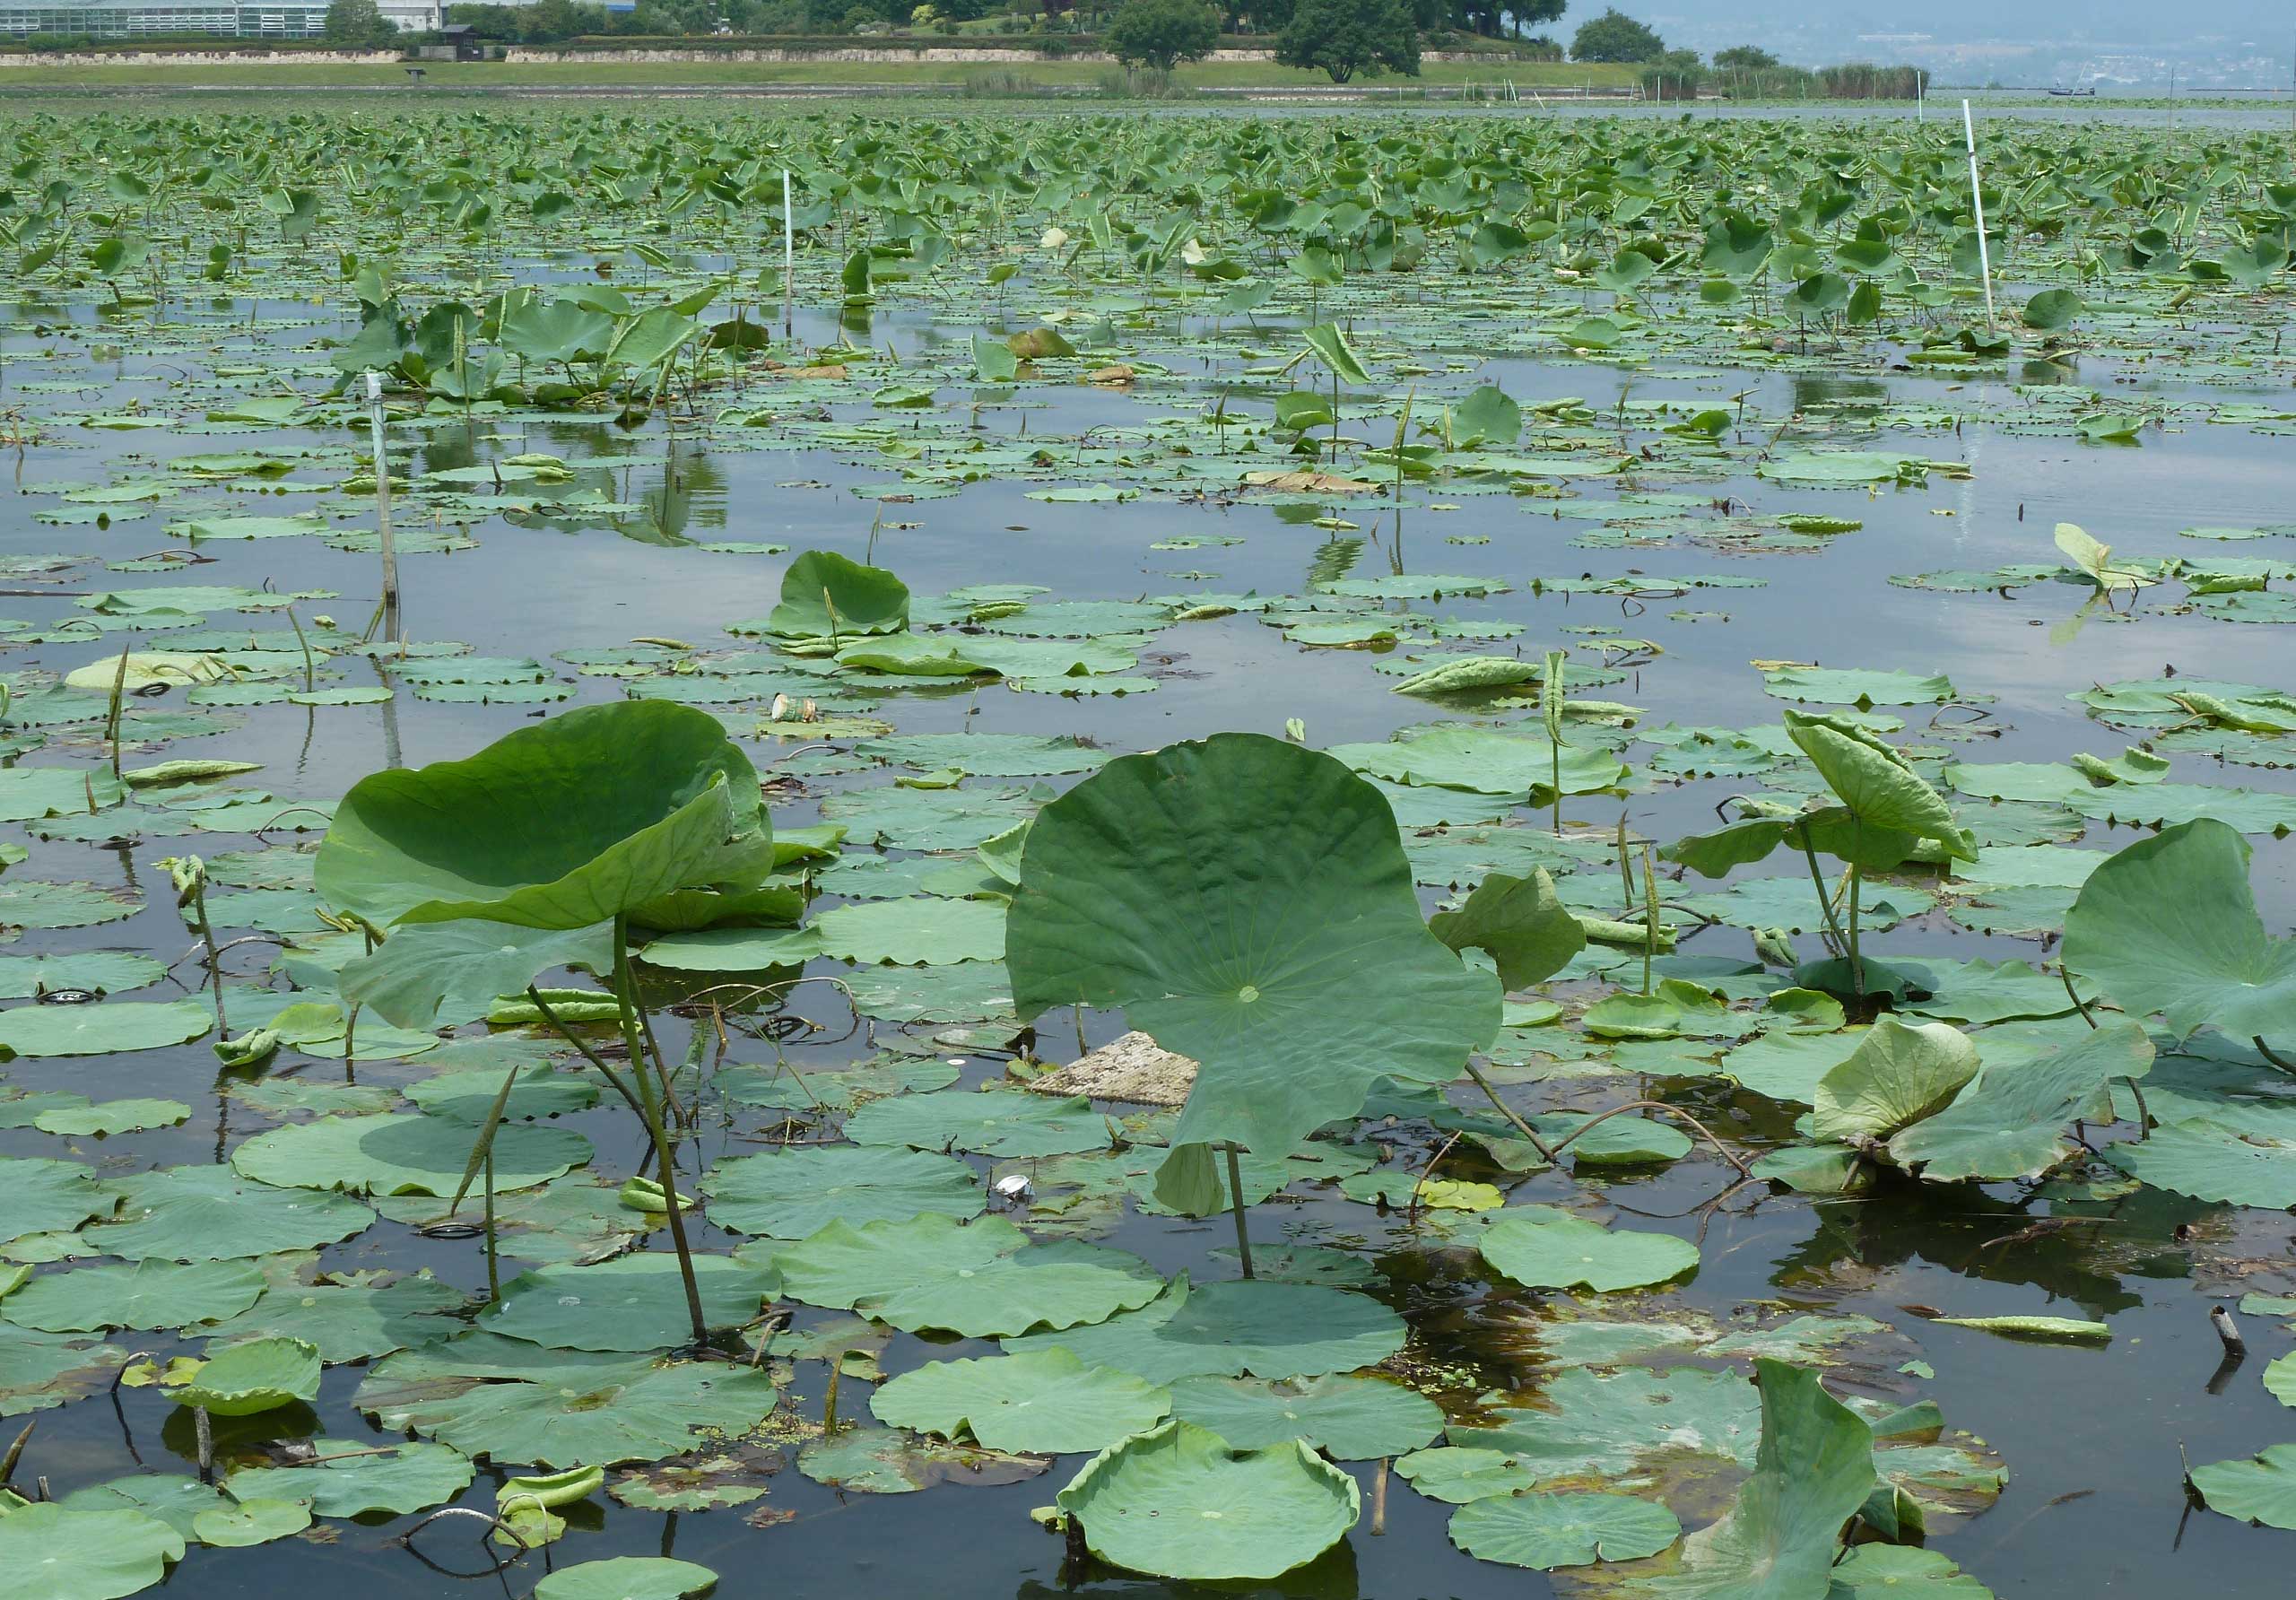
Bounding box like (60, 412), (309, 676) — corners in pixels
(844, 1089), (1111, 1159)
(231, 1112), (589, 1196)
(0, 1504), (185, 1600)
(87, 1167), (376, 1261)
(1006, 1274), (1405, 1383)
(703, 1144), (983, 1239)
(226, 1438), (476, 1517)
(870, 1348), (1170, 1455)
(774, 1213), (1161, 1337)
(1055, 1420), (1359, 1581)
(1478, 1207), (1700, 1292)
(1165, 1372), (1441, 1460)
(1448, 1490), (1681, 1570)
(483, 1254), (776, 1352)
(3, 1258), (265, 1335)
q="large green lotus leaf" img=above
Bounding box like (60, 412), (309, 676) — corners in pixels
(870, 1348), (1171, 1454)
(795, 1424), (1048, 1493)
(1006, 734), (1500, 1154)
(230, 1112), (588, 1196)
(764, 549), (909, 639)
(1783, 711), (1973, 859)
(1478, 1207), (1700, 1292)
(1330, 723), (1629, 797)
(1898, 958), (2092, 1027)
(2105, 1109), (2296, 1207)
(57, 1475), (224, 1541)
(2062, 820), (2296, 1046)
(814, 896), (1004, 965)
(2188, 1443), (2296, 1530)
(30, 1099), (188, 1137)
(316, 700), (769, 930)
(1428, 869), (1586, 991)
(0, 950), (166, 1000)
(773, 1213), (1161, 1337)
(405, 1065), (599, 1124)
(843, 1088), (1112, 1159)
(0, 1156), (111, 1243)
(1056, 1420), (1360, 1581)
(1452, 1367), (1760, 1478)
(340, 917), (613, 1029)
(1165, 1373), (1441, 1460)
(820, 786), (1036, 852)
(0, 1504), (185, 1600)
(1449, 1490), (1682, 1570)
(355, 1332), (778, 1468)
(702, 1145), (982, 1239)
(1826, 1545), (1995, 1596)
(0, 880), (142, 930)
(0, 766), (129, 822)
(1006, 1274), (1406, 1384)
(87, 1166), (374, 1261)
(174, 1336), (320, 1415)
(856, 732), (1106, 777)
(1645, 1361), (1875, 1598)
(204, 1274), (467, 1363)
(226, 1437), (475, 1516)
(1811, 1020), (1980, 1143)
(3, 1258), (265, 1334)
(2272, 1352), (2296, 1408)
(536, 1559), (720, 1600)
(0, 1328), (127, 1415)
(718, 1055), (959, 1113)
(483, 1254), (775, 1351)
(1889, 1022), (2154, 1181)
(0, 999), (213, 1058)
(1394, 1446), (1544, 1502)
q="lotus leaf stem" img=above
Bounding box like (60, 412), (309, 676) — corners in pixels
(1792, 825), (1851, 953)
(610, 917), (709, 1347)
(2256, 1037), (2295, 1076)
(1461, 1060), (1557, 1162)
(1544, 1100), (1754, 1178)
(1225, 1142), (1255, 1279)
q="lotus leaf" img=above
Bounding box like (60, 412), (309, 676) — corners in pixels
(4, 1258), (265, 1334)
(1164, 1372), (1441, 1460)
(174, 1337), (321, 1414)
(814, 896), (1004, 965)
(796, 1425), (1047, 1493)
(0, 1156), (112, 1243)
(0, 999), (213, 1058)
(87, 1167), (375, 1261)
(0, 1328), (127, 1415)
(0, 1504), (184, 1600)
(1006, 1274), (1405, 1383)
(703, 1144), (983, 1239)
(1393, 1446), (1543, 1502)
(1478, 1207), (1700, 1292)
(1449, 1490), (1682, 1570)
(2062, 820), (2296, 1048)
(1811, 1020), (1981, 1143)
(483, 1254), (776, 1351)
(843, 1089), (1110, 1159)
(1428, 868), (1586, 991)
(1006, 734), (1499, 1155)
(1056, 1420), (1359, 1581)
(1827, 1545), (1996, 1596)
(316, 700), (769, 931)
(1889, 1022), (2152, 1180)
(226, 1438), (474, 1516)
(774, 1213), (1162, 1337)
(2105, 1111), (2296, 1208)
(870, 1348), (1171, 1454)
(203, 1274), (467, 1363)
(340, 917), (613, 1029)
(764, 550), (910, 639)
(231, 1112), (588, 1196)
(2189, 1444), (2296, 1531)
(189, 1499), (310, 1549)
(535, 1560), (720, 1600)
(355, 1333), (778, 1467)
(1453, 1366), (1759, 1477)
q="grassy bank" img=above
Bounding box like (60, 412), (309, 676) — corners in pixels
(0, 54), (1642, 93)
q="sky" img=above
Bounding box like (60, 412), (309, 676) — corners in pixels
(1630, 0), (2292, 51)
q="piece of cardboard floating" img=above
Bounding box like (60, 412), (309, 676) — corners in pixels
(1026, 1030), (1197, 1108)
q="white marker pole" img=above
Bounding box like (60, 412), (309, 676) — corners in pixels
(782, 169), (795, 337)
(364, 370), (400, 642)
(1962, 100), (1996, 328)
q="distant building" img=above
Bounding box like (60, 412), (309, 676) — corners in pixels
(0, 0), (439, 36)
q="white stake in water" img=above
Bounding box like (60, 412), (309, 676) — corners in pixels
(782, 169), (796, 336)
(1962, 100), (1996, 328)
(364, 370), (401, 641)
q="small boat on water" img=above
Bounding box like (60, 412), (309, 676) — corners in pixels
(2047, 86), (2098, 98)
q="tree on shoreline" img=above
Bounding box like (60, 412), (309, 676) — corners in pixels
(1274, 0), (1418, 83)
